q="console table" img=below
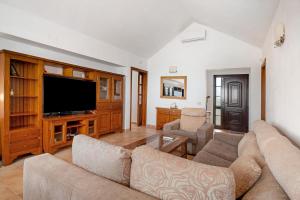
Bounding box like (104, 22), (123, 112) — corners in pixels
(156, 107), (181, 130)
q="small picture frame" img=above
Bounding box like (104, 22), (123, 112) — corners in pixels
(10, 64), (19, 76)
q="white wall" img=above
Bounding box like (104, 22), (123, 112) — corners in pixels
(0, 36), (142, 129)
(263, 0), (300, 146)
(0, 3), (146, 67)
(131, 71), (139, 123)
(147, 23), (262, 127)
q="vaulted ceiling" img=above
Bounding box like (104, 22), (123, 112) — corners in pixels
(0, 0), (279, 58)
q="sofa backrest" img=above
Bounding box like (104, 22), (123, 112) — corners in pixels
(180, 108), (206, 132)
(253, 120), (300, 200)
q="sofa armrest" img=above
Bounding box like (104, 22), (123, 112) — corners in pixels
(23, 154), (155, 200)
(163, 119), (180, 131)
(214, 132), (244, 147)
(195, 122), (214, 152)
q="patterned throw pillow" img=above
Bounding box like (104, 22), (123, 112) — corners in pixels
(130, 145), (235, 200)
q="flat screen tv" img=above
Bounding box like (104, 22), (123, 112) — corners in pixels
(43, 75), (96, 114)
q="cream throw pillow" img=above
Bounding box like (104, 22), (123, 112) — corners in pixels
(230, 156), (262, 198)
(238, 132), (266, 167)
(72, 135), (132, 186)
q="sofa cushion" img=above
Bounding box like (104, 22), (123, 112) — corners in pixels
(130, 145), (235, 200)
(242, 166), (289, 200)
(72, 135), (132, 186)
(230, 156), (262, 198)
(214, 132), (244, 147)
(193, 150), (232, 167)
(180, 115), (206, 132)
(203, 140), (238, 162)
(24, 154), (156, 200)
(253, 120), (300, 199)
(238, 132), (266, 167)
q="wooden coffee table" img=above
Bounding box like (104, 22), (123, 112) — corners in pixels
(99, 132), (188, 158)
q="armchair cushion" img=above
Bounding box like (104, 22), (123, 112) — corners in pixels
(180, 115), (206, 132)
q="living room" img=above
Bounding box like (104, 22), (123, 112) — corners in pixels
(0, 0), (300, 200)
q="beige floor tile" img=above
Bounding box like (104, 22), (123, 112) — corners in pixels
(0, 182), (22, 200)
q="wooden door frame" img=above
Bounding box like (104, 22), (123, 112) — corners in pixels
(261, 59), (266, 120)
(130, 67), (148, 130)
(213, 74), (249, 131)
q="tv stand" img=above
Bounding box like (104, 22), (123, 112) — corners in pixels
(43, 113), (97, 153)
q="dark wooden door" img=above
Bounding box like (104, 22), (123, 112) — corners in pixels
(222, 75), (249, 132)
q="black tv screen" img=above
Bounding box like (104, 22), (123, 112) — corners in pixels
(43, 75), (96, 114)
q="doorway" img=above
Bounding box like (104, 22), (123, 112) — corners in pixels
(261, 59), (266, 120)
(213, 74), (249, 132)
(130, 67), (148, 130)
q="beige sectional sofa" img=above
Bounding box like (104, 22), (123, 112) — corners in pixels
(194, 120), (300, 199)
(24, 121), (300, 200)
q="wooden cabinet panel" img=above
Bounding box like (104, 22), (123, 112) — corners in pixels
(96, 72), (123, 135)
(156, 108), (181, 130)
(10, 128), (40, 143)
(111, 111), (122, 131)
(98, 112), (111, 133)
(10, 138), (41, 154)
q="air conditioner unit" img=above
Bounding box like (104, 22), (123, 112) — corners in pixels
(181, 29), (206, 43)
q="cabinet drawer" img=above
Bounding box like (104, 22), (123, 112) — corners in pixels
(170, 109), (181, 116)
(111, 103), (122, 110)
(157, 108), (170, 115)
(10, 128), (40, 143)
(10, 138), (41, 154)
(97, 103), (112, 110)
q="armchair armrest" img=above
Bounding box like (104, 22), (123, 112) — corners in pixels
(163, 119), (180, 131)
(195, 123), (214, 152)
(214, 132), (244, 147)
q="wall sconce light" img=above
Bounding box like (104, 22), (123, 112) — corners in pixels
(274, 23), (285, 48)
(169, 66), (178, 73)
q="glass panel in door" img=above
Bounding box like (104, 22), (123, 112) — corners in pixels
(113, 79), (122, 101)
(99, 77), (110, 101)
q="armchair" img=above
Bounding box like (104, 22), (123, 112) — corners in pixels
(163, 108), (214, 155)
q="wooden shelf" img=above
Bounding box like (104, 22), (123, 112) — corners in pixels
(10, 76), (38, 81)
(10, 112), (38, 117)
(67, 124), (85, 129)
(10, 96), (38, 98)
(10, 125), (38, 131)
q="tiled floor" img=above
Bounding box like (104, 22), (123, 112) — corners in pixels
(0, 125), (194, 200)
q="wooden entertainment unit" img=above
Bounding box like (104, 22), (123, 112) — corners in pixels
(0, 50), (124, 165)
(43, 114), (97, 153)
